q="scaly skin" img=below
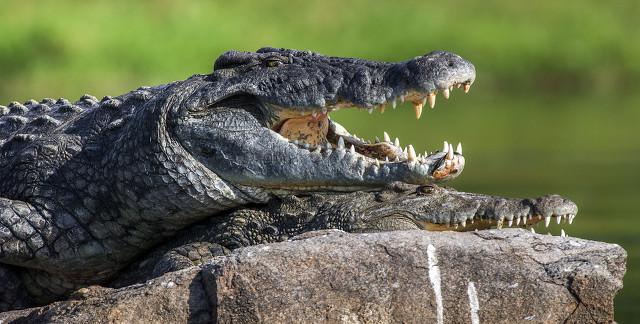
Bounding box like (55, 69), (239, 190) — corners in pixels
(111, 184), (577, 287)
(0, 48), (575, 311)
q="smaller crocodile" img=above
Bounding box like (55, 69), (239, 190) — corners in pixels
(0, 48), (577, 311)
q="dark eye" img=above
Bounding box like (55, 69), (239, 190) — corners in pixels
(265, 59), (284, 67)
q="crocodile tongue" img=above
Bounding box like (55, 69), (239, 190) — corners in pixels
(275, 113), (404, 161)
(278, 113), (329, 146)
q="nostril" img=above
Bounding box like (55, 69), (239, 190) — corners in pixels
(447, 61), (455, 67)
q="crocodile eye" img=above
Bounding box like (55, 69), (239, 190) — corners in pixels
(265, 58), (284, 67)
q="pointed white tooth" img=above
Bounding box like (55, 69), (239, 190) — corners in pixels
(556, 216), (561, 225)
(326, 142), (332, 149)
(443, 141), (449, 152)
(391, 99), (397, 109)
(516, 217), (521, 226)
(414, 103), (423, 119)
(394, 156), (400, 162)
(544, 216), (551, 228)
(394, 138), (400, 147)
(314, 146), (321, 154)
(368, 108), (374, 114)
(349, 145), (356, 154)
(380, 105), (386, 114)
(375, 136), (380, 143)
(464, 83), (471, 93)
(400, 94), (405, 103)
(456, 142), (462, 155)
(304, 143), (310, 149)
(403, 146), (408, 156)
(443, 88), (450, 99)
(375, 159), (380, 167)
(427, 93), (436, 109)
(461, 220), (466, 227)
(446, 144), (454, 160)
(293, 140), (299, 145)
(407, 145), (417, 161)
(508, 219), (513, 227)
(322, 107), (327, 114)
(383, 131), (391, 142)
(568, 214), (575, 225)
(385, 156), (389, 162)
(337, 137), (345, 149)
(312, 111), (317, 117)
(496, 218), (503, 229)
(531, 227), (536, 233)
(561, 229), (566, 237)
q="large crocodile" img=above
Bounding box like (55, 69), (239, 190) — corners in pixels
(0, 48), (577, 310)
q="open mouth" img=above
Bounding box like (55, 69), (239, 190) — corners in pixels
(269, 81), (472, 181)
(418, 212), (577, 235)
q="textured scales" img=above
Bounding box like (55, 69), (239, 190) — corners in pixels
(0, 48), (576, 311)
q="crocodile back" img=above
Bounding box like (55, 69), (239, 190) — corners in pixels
(0, 95), (99, 146)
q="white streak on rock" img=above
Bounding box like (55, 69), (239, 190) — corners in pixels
(467, 281), (480, 324)
(427, 244), (443, 324)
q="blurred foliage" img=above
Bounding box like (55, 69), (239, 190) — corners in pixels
(1, 0), (639, 320)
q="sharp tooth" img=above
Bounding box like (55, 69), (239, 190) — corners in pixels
(400, 94), (405, 103)
(427, 93), (436, 109)
(394, 156), (400, 162)
(561, 229), (566, 237)
(368, 108), (374, 114)
(421, 96), (427, 107)
(407, 145), (417, 161)
(446, 144), (454, 160)
(403, 146), (408, 156)
(383, 131), (391, 142)
(461, 220), (466, 227)
(544, 216), (551, 228)
(531, 227), (536, 233)
(496, 218), (503, 229)
(304, 143), (310, 149)
(391, 99), (397, 109)
(443, 88), (450, 99)
(394, 138), (400, 147)
(380, 105), (386, 114)
(443, 141), (449, 152)
(507, 219), (513, 227)
(349, 145), (356, 154)
(456, 142), (462, 155)
(385, 156), (389, 162)
(464, 83), (471, 93)
(375, 159), (380, 167)
(375, 136), (380, 143)
(556, 216), (561, 225)
(456, 83), (462, 89)
(313, 146), (321, 154)
(326, 142), (332, 150)
(293, 140), (299, 145)
(568, 214), (575, 224)
(414, 103), (423, 119)
(312, 111), (317, 118)
(322, 107), (327, 114)
(337, 137), (345, 149)
(516, 217), (521, 226)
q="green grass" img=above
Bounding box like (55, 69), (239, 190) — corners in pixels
(1, 0), (639, 321)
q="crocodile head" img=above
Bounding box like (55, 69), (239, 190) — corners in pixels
(175, 48), (475, 192)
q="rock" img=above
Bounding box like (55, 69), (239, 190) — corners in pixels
(0, 229), (626, 323)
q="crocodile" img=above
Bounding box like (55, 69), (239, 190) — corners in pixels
(0, 47), (577, 310)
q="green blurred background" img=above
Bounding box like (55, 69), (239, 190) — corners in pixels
(1, 0), (638, 320)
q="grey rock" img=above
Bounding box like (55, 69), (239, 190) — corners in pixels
(1, 229), (625, 323)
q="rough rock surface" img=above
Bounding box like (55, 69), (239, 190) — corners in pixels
(0, 229), (626, 323)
